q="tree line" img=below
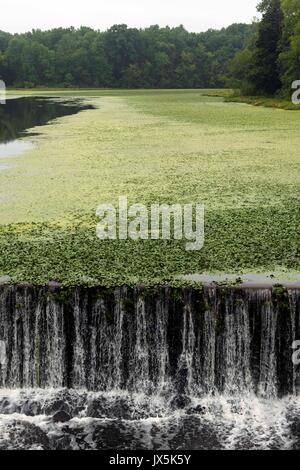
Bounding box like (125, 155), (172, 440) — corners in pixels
(0, 24), (254, 88)
(1, 1), (298, 94)
(228, 0), (300, 96)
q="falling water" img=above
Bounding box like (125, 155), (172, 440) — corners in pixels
(0, 284), (299, 449)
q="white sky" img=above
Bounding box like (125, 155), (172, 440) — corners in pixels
(2, 0), (259, 34)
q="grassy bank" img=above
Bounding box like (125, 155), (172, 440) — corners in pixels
(0, 89), (299, 286)
(206, 90), (300, 110)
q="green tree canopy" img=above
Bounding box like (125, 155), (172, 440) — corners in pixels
(0, 24), (255, 88)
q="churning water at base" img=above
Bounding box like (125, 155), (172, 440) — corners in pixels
(0, 285), (299, 450)
(1, 390), (300, 450)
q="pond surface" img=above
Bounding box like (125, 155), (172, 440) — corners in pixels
(0, 141), (33, 158)
(0, 97), (94, 158)
(181, 272), (300, 288)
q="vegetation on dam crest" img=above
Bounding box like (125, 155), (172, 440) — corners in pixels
(0, 90), (299, 286)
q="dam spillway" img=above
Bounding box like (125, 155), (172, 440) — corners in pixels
(0, 284), (300, 450)
(0, 284), (299, 395)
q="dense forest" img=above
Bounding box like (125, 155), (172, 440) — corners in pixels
(0, 24), (254, 88)
(0, 0), (299, 93)
(228, 0), (300, 96)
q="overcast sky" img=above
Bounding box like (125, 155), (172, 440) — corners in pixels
(2, 0), (259, 34)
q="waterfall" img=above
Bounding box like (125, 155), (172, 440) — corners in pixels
(0, 285), (299, 398)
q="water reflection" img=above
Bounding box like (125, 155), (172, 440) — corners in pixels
(0, 97), (94, 166)
(0, 97), (94, 144)
(0, 141), (33, 158)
